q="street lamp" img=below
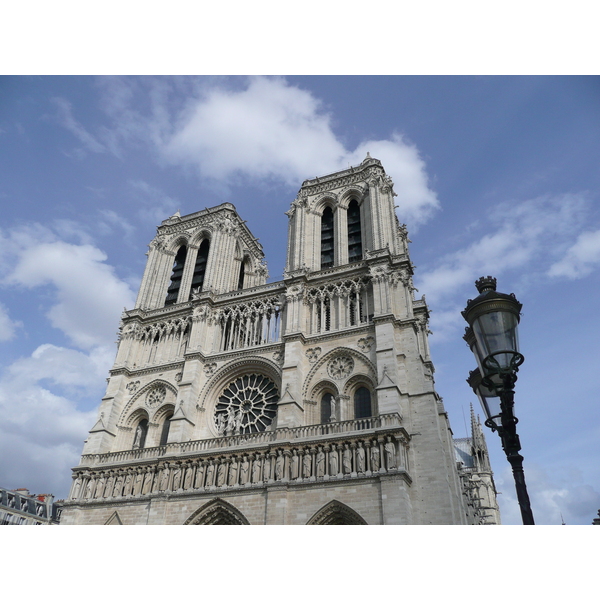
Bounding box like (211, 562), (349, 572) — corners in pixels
(462, 276), (535, 525)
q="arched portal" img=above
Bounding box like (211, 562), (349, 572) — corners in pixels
(184, 499), (250, 525)
(307, 500), (367, 525)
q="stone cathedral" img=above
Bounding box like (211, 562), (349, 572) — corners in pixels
(60, 155), (499, 525)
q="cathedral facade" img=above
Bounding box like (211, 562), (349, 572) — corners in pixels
(60, 155), (498, 525)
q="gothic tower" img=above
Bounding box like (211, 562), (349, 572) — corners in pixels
(60, 155), (496, 525)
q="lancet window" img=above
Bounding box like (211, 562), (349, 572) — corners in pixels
(237, 257), (248, 290)
(189, 239), (210, 298)
(347, 199), (362, 263)
(321, 206), (334, 269)
(354, 387), (372, 419)
(217, 298), (282, 352)
(165, 245), (187, 306)
(159, 411), (173, 446)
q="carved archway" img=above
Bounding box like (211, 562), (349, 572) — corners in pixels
(307, 500), (367, 525)
(184, 499), (250, 525)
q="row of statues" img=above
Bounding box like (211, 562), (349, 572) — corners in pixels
(70, 436), (405, 501)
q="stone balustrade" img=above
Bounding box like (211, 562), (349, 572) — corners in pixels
(79, 413), (403, 467)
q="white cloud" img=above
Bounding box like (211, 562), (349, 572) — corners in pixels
(548, 229), (600, 279)
(164, 77), (439, 229)
(95, 76), (439, 230)
(418, 193), (589, 306)
(496, 463), (600, 525)
(2, 224), (135, 349)
(0, 344), (103, 497)
(0, 302), (20, 341)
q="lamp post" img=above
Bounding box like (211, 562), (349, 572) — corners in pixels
(462, 276), (535, 525)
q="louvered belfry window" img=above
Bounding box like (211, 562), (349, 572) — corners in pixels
(321, 392), (334, 423)
(190, 239), (210, 296)
(165, 246), (187, 306)
(321, 206), (334, 269)
(347, 199), (362, 263)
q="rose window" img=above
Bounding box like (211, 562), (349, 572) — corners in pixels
(146, 384), (166, 407)
(214, 374), (279, 435)
(327, 355), (354, 379)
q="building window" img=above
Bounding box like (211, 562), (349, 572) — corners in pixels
(321, 392), (335, 423)
(159, 412), (173, 446)
(237, 258), (246, 290)
(190, 239), (210, 298)
(347, 199), (362, 263)
(354, 387), (372, 419)
(132, 419), (149, 450)
(165, 246), (187, 305)
(321, 207), (334, 269)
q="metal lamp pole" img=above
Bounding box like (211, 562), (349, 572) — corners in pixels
(463, 276), (535, 525)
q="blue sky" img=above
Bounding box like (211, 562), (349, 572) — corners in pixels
(1, 75), (599, 525)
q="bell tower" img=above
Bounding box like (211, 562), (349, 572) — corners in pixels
(60, 157), (497, 525)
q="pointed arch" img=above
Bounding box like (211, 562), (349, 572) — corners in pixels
(105, 511), (123, 525)
(307, 500), (367, 525)
(184, 498), (250, 525)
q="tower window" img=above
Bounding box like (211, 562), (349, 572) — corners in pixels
(159, 412), (173, 446)
(190, 239), (210, 298)
(237, 258), (246, 290)
(347, 199), (362, 263)
(165, 246), (187, 306)
(354, 387), (372, 419)
(321, 207), (334, 269)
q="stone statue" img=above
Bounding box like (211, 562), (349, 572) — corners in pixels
(356, 443), (365, 473)
(275, 451), (285, 480)
(216, 412), (226, 435)
(159, 466), (170, 491)
(95, 476), (106, 499)
(142, 470), (153, 495)
(234, 410), (244, 435)
(123, 473), (133, 496)
(316, 449), (325, 477)
(343, 445), (352, 474)
(132, 423), (144, 450)
(385, 438), (397, 469)
(302, 451), (312, 478)
(226, 405), (236, 435)
(72, 478), (81, 500)
(240, 457), (249, 484)
(290, 449), (299, 480)
(194, 462), (205, 488)
(172, 466), (182, 491)
(113, 475), (123, 497)
(84, 477), (94, 499)
(329, 446), (338, 476)
(228, 459), (238, 486)
(252, 454), (262, 483)
(216, 460), (227, 487)
(184, 464), (193, 489)
(206, 461), (215, 486)
(104, 475), (114, 498)
(133, 472), (143, 495)
(263, 454), (271, 481)
(370, 442), (380, 472)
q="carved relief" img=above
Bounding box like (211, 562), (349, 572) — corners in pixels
(204, 362), (218, 376)
(306, 347), (321, 363)
(357, 337), (375, 352)
(126, 380), (140, 394)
